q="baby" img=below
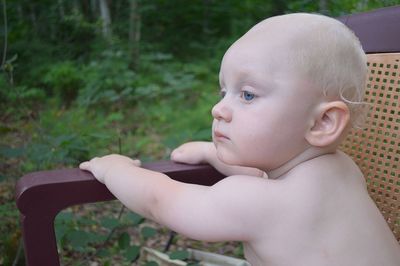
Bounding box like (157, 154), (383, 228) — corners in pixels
(80, 13), (400, 265)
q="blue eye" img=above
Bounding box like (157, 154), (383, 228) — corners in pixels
(242, 91), (255, 101)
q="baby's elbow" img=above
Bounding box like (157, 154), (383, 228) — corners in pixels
(142, 194), (160, 222)
(146, 177), (178, 224)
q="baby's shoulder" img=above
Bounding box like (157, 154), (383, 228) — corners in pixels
(211, 174), (295, 215)
(282, 151), (367, 205)
(289, 151), (364, 183)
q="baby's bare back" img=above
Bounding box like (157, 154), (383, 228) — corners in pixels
(245, 151), (400, 266)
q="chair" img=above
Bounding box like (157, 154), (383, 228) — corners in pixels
(15, 6), (400, 266)
(337, 6), (400, 242)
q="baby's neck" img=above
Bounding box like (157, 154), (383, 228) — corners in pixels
(267, 147), (336, 179)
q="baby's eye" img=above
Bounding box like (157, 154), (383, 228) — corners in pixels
(219, 90), (226, 99)
(241, 91), (255, 101)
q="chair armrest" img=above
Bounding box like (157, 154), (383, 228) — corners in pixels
(15, 161), (225, 266)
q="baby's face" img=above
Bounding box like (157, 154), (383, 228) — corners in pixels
(212, 36), (322, 171)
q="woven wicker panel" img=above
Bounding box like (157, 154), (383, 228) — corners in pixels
(340, 53), (400, 242)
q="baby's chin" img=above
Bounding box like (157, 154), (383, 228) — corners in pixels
(216, 150), (249, 167)
(215, 150), (238, 166)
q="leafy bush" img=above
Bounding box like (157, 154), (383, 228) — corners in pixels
(78, 50), (136, 107)
(0, 74), (46, 116)
(43, 61), (83, 106)
(0, 200), (23, 266)
(8, 107), (120, 172)
(53, 13), (97, 58)
(55, 207), (152, 264)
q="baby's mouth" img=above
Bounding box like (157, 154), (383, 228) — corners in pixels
(214, 130), (229, 140)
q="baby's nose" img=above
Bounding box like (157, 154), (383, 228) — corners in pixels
(211, 100), (232, 122)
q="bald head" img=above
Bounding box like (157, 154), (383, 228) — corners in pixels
(225, 13), (367, 127)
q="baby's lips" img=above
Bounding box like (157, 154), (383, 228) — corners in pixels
(214, 130), (229, 140)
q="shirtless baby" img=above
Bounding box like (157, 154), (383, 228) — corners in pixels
(80, 13), (400, 265)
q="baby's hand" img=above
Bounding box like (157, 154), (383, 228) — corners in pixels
(79, 154), (141, 183)
(170, 141), (210, 165)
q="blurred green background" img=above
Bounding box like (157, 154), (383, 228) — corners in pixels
(1, 0), (398, 265)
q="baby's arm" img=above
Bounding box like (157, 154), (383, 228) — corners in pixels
(171, 141), (266, 177)
(79, 154), (277, 242)
(80, 155), (159, 218)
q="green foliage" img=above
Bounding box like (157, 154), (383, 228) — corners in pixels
(124, 245), (141, 261)
(0, 74), (46, 115)
(54, 208), (147, 264)
(55, 211), (104, 253)
(78, 49), (136, 107)
(118, 232), (131, 249)
(54, 13), (97, 56)
(43, 61), (83, 106)
(145, 262), (159, 266)
(127, 211), (145, 225)
(21, 108), (119, 171)
(141, 226), (157, 239)
(0, 202), (22, 266)
(169, 250), (189, 260)
(101, 217), (120, 231)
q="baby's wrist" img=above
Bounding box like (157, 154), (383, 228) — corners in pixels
(101, 168), (113, 184)
(201, 142), (215, 164)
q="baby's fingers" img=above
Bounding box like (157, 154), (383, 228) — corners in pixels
(79, 157), (106, 183)
(170, 148), (184, 162)
(170, 147), (200, 164)
(79, 161), (91, 171)
(132, 159), (141, 167)
(79, 157), (100, 171)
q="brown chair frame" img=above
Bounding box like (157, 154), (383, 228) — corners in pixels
(15, 6), (400, 266)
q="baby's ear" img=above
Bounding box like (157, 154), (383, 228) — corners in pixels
(305, 101), (350, 147)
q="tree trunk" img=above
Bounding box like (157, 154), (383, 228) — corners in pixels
(29, 4), (38, 36)
(1, 0), (7, 68)
(72, 0), (80, 14)
(114, 0), (122, 24)
(90, 0), (97, 15)
(129, 0), (141, 70)
(202, 0), (211, 34)
(81, 0), (90, 20)
(57, 0), (65, 19)
(17, 4), (23, 22)
(99, 0), (112, 40)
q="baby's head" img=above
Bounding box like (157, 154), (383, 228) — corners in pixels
(212, 13), (367, 170)
(241, 13), (367, 127)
